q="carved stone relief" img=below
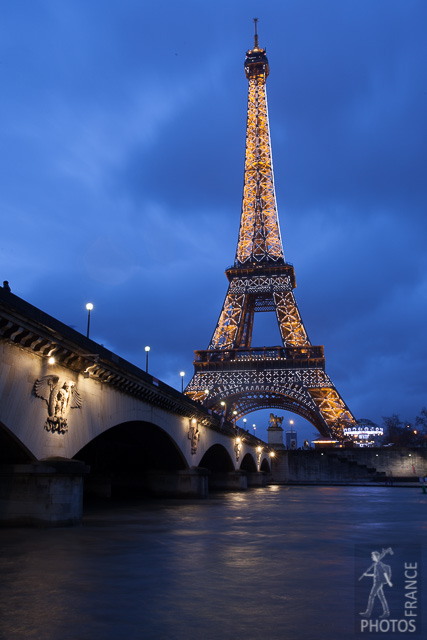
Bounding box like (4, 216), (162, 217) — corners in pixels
(33, 375), (82, 434)
(188, 421), (200, 454)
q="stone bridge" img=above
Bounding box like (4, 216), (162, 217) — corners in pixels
(0, 288), (273, 526)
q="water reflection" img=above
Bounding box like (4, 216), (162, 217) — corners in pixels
(0, 487), (425, 640)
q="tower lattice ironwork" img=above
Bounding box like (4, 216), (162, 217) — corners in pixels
(185, 24), (356, 439)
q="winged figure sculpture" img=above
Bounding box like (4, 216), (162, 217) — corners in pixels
(33, 375), (82, 433)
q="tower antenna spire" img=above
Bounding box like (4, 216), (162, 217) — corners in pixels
(253, 17), (259, 50)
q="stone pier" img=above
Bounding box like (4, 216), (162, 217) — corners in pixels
(247, 471), (267, 487)
(143, 468), (209, 497)
(209, 470), (248, 491)
(0, 458), (89, 527)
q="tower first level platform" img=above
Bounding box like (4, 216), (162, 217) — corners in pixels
(185, 263), (354, 439)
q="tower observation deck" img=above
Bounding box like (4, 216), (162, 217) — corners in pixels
(185, 24), (356, 439)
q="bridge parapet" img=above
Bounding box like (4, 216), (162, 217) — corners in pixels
(0, 289), (274, 524)
(0, 288), (270, 449)
(0, 288), (218, 427)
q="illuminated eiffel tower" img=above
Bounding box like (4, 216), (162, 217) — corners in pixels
(185, 23), (356, 438)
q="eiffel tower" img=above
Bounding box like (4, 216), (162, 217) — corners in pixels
(185, 23), (356, 439)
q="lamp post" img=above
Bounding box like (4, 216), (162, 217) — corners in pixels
(145, 346), (150, 373)
(289, 419), (295, 450)
(269, 450), (275, 469)
(220, 401), (227, 421)
(204, 388), (209, 406)
(243, 418), (247, 431)
(86, 303), (93, 338)
(180, 371), (185, 393)
(253, 423), (256, 436)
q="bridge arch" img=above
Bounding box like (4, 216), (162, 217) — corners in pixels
(260, 457), (271, 473)
(0, 422), (36, 463)
(74, 420), (188, 477)
(198, 444), (234, 473)
(208, 385), (328, 436)
(240, 452), (257, 472)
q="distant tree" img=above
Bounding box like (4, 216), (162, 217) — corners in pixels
(382, 414), (403, 444)
(415, 407), (427, 433)
(382, 414), (424, 447)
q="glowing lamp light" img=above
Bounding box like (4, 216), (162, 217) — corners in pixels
(48, 356), (55, 365)
(257, 446), (262, 453)
(269, 451), (275, 458)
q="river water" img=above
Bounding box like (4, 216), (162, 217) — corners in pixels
(0, 486), (425, 640)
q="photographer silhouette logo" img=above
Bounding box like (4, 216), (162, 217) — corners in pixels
(355, 544), (421, 635)
(359, 547), (393, 620)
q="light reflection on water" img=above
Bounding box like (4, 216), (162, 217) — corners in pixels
(0, 486), (425, 640)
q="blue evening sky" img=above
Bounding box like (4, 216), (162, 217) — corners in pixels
(1, 1), (426, 443)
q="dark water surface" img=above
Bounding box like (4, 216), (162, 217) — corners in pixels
(0, 486), (426, 640)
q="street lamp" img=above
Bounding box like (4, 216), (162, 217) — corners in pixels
(253, 423), (256, 435)
(180, 371), (185, 393)
(233, 410), (238, 428)
(269, 451), (275, 470)
(243, 418), (247, 431)
(220, 401), (227, 420)
(289, 419), (295, 450)
(86, 303), (93, 338)
(145, 346), (150, 373)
